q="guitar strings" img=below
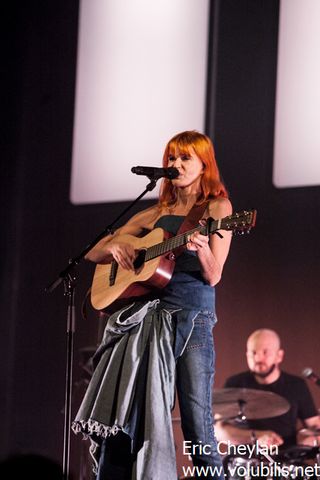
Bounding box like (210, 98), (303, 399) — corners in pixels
(145, 225), (206, 262)
(144, 211), (253, 262)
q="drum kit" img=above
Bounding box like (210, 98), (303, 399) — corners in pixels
(211, 388), (320, 480)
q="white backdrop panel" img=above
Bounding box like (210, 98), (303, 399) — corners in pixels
(70, 0), (209, 204)
(273, 0), (320, 188)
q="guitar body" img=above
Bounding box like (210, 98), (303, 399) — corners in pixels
(91, 228), (176, 311)
(90, 209), (257, 312)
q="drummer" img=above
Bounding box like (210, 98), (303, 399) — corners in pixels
(215, 329), (320, 448)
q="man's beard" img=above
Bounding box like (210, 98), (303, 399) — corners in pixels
(251, 363), (276, 379)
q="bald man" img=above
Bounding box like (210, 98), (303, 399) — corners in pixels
(215, 329), (320, 447)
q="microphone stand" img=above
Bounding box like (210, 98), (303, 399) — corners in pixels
(45, 177), (159, 480)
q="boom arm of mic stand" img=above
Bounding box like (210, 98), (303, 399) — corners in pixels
(45, 177), (158, 293)
(44, 177), (158, 480)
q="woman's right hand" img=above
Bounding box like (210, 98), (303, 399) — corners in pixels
(108, 242), (137, 270)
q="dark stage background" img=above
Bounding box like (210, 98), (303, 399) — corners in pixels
(1, 1), (319, 478)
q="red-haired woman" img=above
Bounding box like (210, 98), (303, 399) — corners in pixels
(72, 131), (232, 479)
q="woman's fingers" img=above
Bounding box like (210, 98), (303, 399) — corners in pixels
(111, 243), (136, 270)
(186, 231), (209, 251)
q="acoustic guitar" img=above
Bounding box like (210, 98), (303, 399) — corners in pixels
(91, 210), (257, 311)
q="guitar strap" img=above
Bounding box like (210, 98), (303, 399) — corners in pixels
(172, 200), (210, 258)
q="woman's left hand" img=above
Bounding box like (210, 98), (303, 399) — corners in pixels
(186, 231), (210, 251)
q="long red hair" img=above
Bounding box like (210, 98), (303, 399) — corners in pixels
(159, 130), (228, 208)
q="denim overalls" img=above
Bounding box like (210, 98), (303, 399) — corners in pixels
(155, 215), (224, 479)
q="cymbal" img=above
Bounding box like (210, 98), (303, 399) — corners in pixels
(213, 388), (290, 420)
(298, 427), (320, 437)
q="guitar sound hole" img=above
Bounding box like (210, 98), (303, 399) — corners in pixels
(133, 249), (146, 270)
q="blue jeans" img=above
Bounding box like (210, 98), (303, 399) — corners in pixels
(176, 311), (224, 479)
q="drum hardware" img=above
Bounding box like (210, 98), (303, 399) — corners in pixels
(272, 445), (320, 480)
(224, 446), (320, 480)
(297, 427), (320, 464)
(223, 454), (269, 480)
(275, 445), (320, 463)
(212, 388), (290, 421)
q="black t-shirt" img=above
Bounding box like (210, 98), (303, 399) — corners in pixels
(224, 371), (318, 446)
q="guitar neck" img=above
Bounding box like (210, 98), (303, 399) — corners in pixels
(144, 210), (256, 262)
(145, 221), (219, 261)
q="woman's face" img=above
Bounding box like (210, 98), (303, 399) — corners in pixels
(167, 147), (204, 191)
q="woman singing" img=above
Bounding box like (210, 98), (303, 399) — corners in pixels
(72, 130), (232, 479)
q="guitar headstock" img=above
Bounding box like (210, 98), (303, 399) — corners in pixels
(220, 209), (257, 234)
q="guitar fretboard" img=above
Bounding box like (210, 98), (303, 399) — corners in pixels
(145, 225), (207, 261)
(143, 210), (255, 262)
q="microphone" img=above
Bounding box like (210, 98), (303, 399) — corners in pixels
(302, 367), (320, 387)
(131, 166), (179, 179)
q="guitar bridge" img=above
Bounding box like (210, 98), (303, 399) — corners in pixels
(109, 260), (118, 286)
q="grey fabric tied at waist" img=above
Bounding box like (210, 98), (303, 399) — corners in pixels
(72, 299), (200, 480)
